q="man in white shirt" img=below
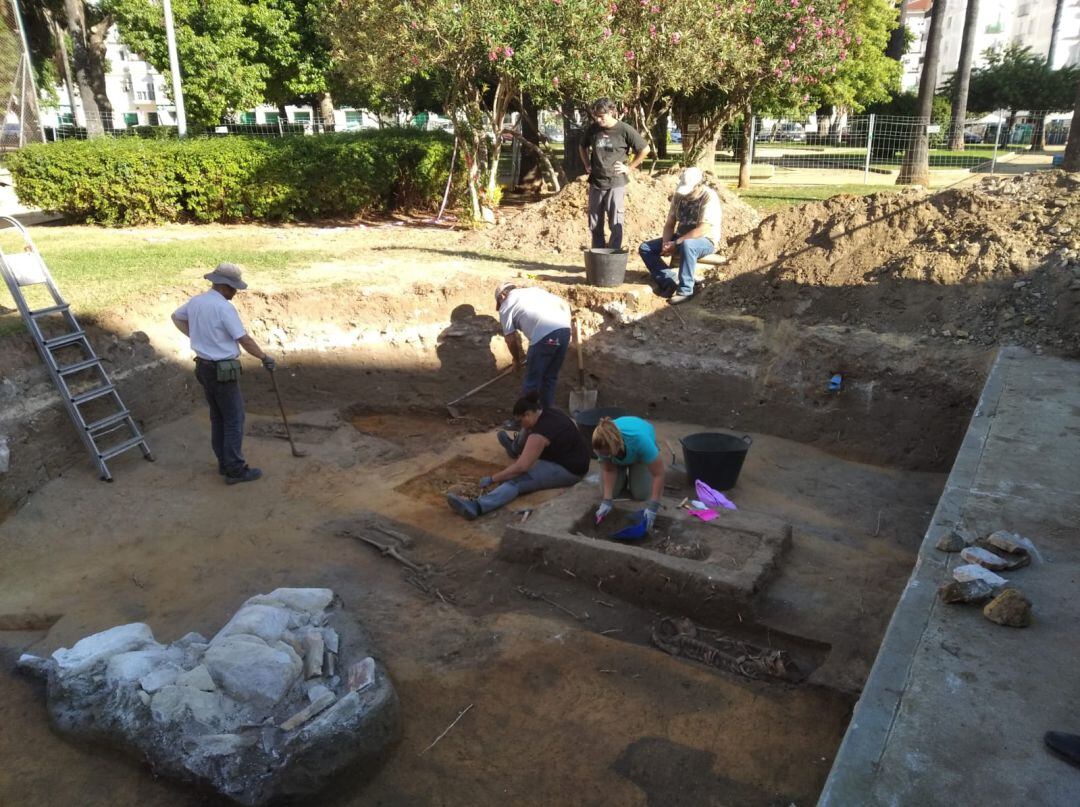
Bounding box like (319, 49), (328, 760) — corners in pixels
(494, 282), (572, 410)
(171, 263), (275, 484)
(637, 166), (722, 305)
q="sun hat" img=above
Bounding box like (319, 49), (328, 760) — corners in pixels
(675, 167), (704, 195)
(494, 281), (517, 307)
(203, 262), (248, 290)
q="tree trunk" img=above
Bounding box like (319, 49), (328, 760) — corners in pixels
(63, 0), (111, 135)
(898, 0), (948, 186)
(1030, 115), (1046, 151)
(738, 108), (753, 189)
(515, 93), (545, 194)
(46, 14), (81, 127)
(1063, 75), (1080, 171)
(317, 92), (335, 132)
(1048, 0), (1066, 68)
(561, 99), (585, 182)
(652, 111), (668, 160)
(948, 0), (979, 151)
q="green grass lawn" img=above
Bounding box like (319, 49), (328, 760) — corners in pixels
(0, 227), (339, 336)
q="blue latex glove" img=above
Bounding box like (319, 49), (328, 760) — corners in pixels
(262, 355), (277, 372)
(478, 476), (494, 489)
(643, 500), (660, 532)
(595, 499), (613, 524)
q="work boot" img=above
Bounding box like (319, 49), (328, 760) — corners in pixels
(1045, 732), (1080, 768)
(446, 493), (480, 520)
(497, 430), (520, 458)
(226, 466), (263, 485)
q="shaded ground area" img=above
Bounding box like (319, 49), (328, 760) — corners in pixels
(0, 406), (942, 805)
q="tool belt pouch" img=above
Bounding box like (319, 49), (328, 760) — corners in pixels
(215, 359), (243, 383)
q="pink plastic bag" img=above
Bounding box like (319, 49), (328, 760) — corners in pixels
(688, 508), (719, 522)
(694, 480), (737, 510)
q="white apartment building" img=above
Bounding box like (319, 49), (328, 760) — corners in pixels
(901, 0), (1080, 93)
(42, 26), (381, 132)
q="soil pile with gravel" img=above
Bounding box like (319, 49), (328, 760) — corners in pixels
(479, 169), (761, 256)
(704, 171), (1080, 355)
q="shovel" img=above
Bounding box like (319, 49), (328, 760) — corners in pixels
(568, 317), (598, 415)
(268, 369), (308, 458)
(446, 366), (516, 418)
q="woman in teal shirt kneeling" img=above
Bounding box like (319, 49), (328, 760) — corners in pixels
(591, 416), (666, 531)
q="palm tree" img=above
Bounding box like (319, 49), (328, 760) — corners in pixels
(948, 0), (979, 151)
(898, 0), (949, 186)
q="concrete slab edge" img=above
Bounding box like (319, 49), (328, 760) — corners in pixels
(816, 346), (1016, 806)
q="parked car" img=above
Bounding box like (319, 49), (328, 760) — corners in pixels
(670, 128), (682, 143)
(775, 122), (807, 142)
(962, 129), (982, 144)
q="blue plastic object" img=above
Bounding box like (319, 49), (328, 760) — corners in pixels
(610, 511), (649, 541)
(827, 373), (843, 393)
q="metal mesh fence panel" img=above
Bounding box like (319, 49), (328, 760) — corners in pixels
(1, 0), (44, 152)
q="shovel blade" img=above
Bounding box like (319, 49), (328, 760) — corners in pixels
(569, 388), (598, 415)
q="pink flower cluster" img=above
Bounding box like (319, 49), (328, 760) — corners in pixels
(487, 45), (514, 61)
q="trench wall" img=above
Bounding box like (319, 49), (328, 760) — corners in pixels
(0, 281), (992, 517)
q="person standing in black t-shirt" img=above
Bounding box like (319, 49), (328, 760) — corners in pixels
(447, 392), (590, 520)
(577, 98), (648, 252)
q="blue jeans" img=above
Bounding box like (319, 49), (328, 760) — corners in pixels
(195, 359), (247, 476)
(524, 327), (570, 409)
(477, 459), (583, 513)
(638, 236), (715, 295)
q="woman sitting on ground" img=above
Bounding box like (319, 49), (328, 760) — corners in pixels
(447, 392), (591, 520)
(591, 416), (666, 532)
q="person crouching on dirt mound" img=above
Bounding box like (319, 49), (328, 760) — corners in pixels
(591, 416), (666, 533)
(446, 392), (590, 520)
(171, 263), (276, 485)
(637, 166), (721, 305)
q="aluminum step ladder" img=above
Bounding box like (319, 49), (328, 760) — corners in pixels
(0, 216), (153, 481)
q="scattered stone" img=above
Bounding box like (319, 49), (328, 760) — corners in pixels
(175, 664), (217, 692)
(935, 531), (967, 553)
(938, 578), (995, 604)
(302, 631), (325, 680)
(952, 563), (1007, 589)
(985, 529), (1038, 559)
(960, 545), (1012, 572)
(983, 588), (1032, 627)
(23, 589), (400, 805)
(280, 690), (336, 732)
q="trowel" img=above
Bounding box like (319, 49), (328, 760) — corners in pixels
(568, 317), (598, 415)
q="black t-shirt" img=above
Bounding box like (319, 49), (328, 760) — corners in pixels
(530, 409), (590, 477)
(583, 121), (647, 190)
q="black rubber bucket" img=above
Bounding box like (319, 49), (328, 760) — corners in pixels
(574, 407), (631, 457)
(583, 248), (629, 287)
(680, 432), (753, 491)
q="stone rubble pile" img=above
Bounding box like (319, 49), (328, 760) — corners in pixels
(17, 587), (400, 805)
(937, 530), (1036, 627)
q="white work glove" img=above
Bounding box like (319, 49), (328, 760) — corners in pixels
(595, 499), (613, 524)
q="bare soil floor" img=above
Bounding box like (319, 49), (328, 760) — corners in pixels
(0, 404), (942, 806)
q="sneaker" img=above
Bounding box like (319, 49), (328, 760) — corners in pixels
(668, 293), (694, 305)
(446, 493), (480, 520)
(497, 430), (520, 458)
(226, 466), (263, 485)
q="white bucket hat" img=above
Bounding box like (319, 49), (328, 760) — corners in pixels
(675, 167), (704, 195)
(203, 262), (248, 290)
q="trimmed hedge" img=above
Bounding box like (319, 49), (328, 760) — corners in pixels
(8, 130), (459, 225)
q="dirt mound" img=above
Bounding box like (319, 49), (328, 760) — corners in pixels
(704, 171), (1080, 355)
(478, 169), (761, 256)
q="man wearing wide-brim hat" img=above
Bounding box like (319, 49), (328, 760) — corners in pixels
(171, 263), (275, 484)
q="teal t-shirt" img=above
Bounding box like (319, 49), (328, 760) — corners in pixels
(611, 416), (659, 466)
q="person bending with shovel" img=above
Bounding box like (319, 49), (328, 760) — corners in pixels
(171, 263), (276, 484)
(447, 392), (589, 520)
(591, 416), (666, 534)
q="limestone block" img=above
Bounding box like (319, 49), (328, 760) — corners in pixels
(204, 635), (302, 709)
(192, 733), (257, 758)
(175, 665), (217, 692)
(105, 648), (170, 686)
(150, 686), (233, 729)
(212, 604), (292, 646)
(248, 588), (334, 615)
(983, 588), (1032, 627)
(52, 623), (157, 675)
(140, 666), (180, 693)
